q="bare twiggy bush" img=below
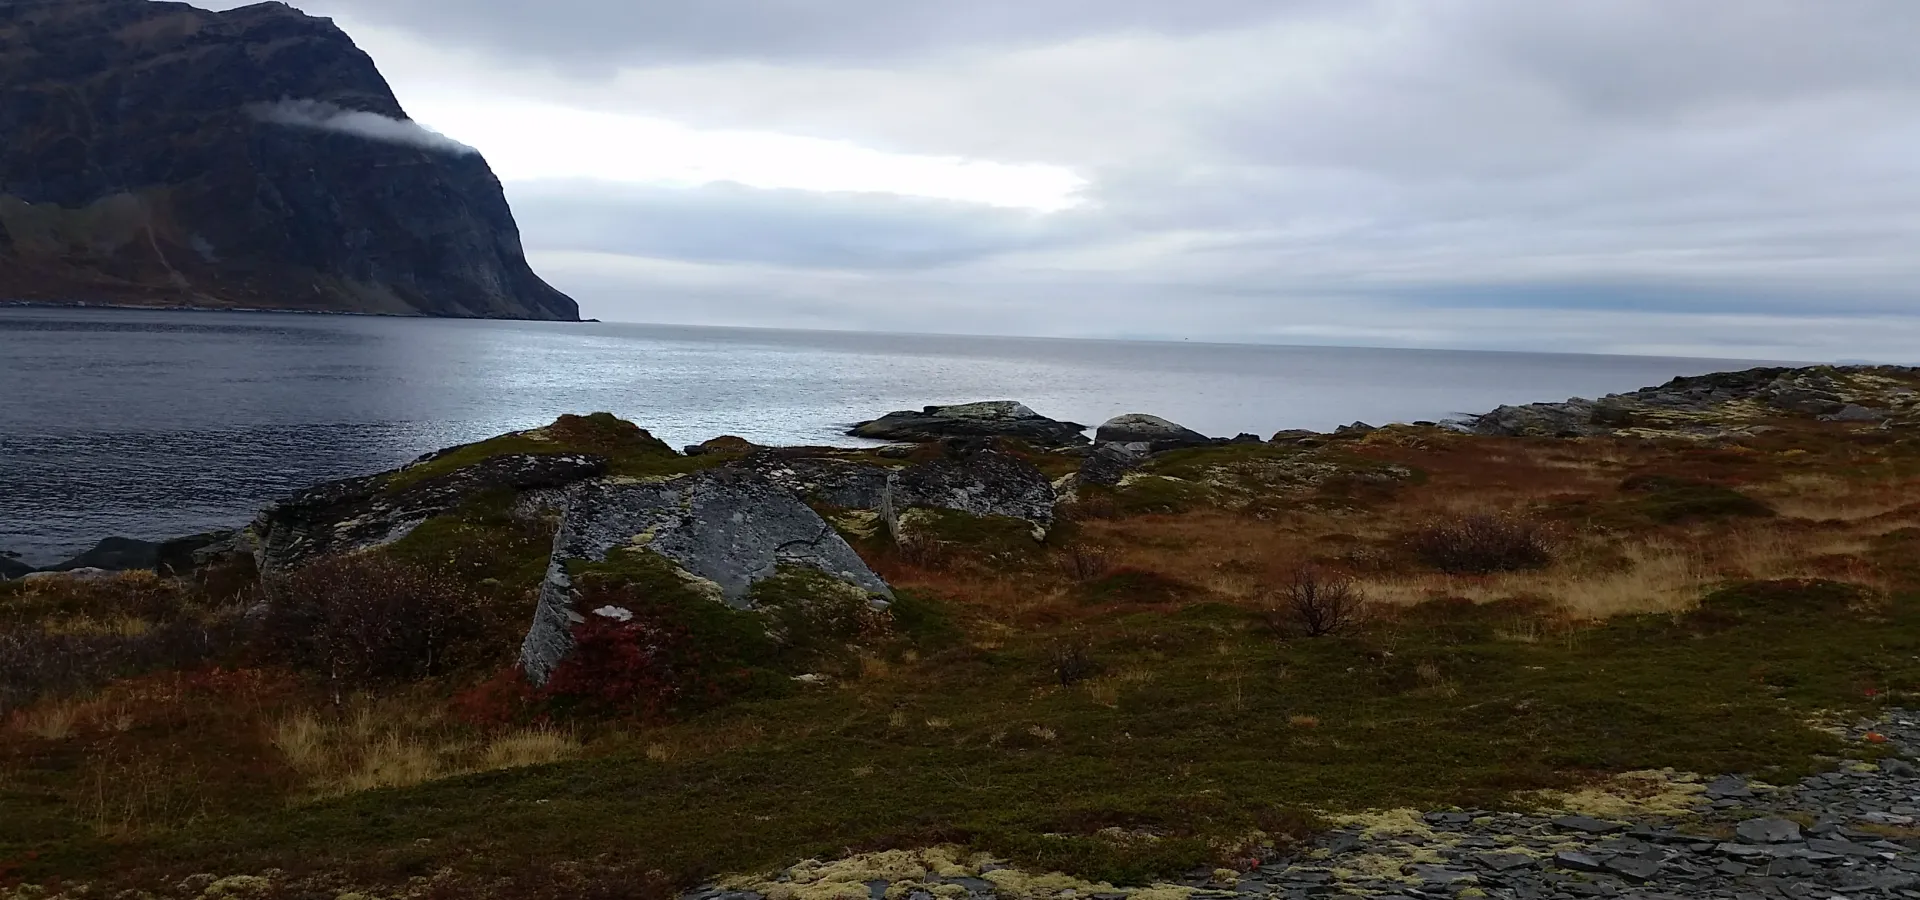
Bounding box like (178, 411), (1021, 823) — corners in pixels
(1408, 514), (1555, 574)
(1265, 566), (1370, 637)
(1048, 635), (1098, 686)
(261, 554), (494, 698)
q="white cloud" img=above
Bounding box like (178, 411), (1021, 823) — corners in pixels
(417, 100), (1086, 210)
(249, 99), (477, 155)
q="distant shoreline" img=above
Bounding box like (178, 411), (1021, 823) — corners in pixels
(0, 299), (584, 323)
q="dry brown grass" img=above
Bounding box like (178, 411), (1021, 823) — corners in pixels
(266, 698), (582, 797)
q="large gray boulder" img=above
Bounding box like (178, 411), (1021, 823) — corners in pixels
(882, 450), (1056, 541)
(521, 469), (892, 684)
(1095, 414), (1211, 448)
(850, 401), (1089, 447)
(253, 452), (607, 579)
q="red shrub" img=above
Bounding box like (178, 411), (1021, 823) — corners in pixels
(538, 616), (702, 721)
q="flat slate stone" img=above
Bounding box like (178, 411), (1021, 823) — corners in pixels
(1734, 817), (1803, 844)
(1553, 815), (1627, 835)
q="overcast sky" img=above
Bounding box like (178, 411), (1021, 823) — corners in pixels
(200, 0), (1919, 360)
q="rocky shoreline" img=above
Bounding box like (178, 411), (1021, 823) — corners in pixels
(10, 363), (1918, 581)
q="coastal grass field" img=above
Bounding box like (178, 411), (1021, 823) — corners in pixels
(5, 405), (1920, 896)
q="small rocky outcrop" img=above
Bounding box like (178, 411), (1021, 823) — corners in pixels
(45, 536), (160, 572)
(0, 553), (32, 580)
(1470, 365), (1920, 439)
(850, 401), (1088, 447)
(1078, 441), (1154, 488)
(253, 452), (607, 579)
(153, 530), (249, 577)
(521, 469), (892, 684)
(684, 436), (764, 457)
(1095, 413), (1211, 448)
(882, 449), (1056, 542)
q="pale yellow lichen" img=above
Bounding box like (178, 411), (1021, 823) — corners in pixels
(1327, 808), (1438, 842)
(1524, 769), (1707, 818)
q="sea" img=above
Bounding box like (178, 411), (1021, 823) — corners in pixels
(0, 307), (1787, 566)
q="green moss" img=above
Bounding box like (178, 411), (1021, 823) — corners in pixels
(884, 589), (961, 650)
(1091, 477), (1211, 516)
(384, 413), (715, 493)
(898, 508), (1045, 561)
(1620, 474), (1776, 523)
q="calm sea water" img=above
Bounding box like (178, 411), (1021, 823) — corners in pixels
(0, 307), (1783, 565)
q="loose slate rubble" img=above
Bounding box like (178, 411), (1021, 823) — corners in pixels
(681, 709), (1920, 900)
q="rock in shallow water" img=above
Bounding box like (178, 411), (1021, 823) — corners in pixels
(45, 536), (160, 573)
(1094, 414), (1210, 448)
(850, 401), (1088, 447)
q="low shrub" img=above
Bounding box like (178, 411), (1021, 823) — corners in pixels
(261, 554), (496, 697)
(1264, 566), (1369, 637)
(1048, 636), (1098, 686)
(540, 615), (703, 721)
(1620, 474), (1776, 523)
(0, 612), (250, 716)
(1407, 514), (1555, 574)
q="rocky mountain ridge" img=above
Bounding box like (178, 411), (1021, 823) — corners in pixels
(0, 0), (577, 319)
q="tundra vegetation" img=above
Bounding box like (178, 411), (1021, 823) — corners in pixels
(6, 370), (1920, 898)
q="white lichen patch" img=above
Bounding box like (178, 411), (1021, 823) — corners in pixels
(1523, 769), (1707, 819)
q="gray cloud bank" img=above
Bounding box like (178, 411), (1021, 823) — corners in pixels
(209, 0), (1920, 359)
(250, 99), (477, 154)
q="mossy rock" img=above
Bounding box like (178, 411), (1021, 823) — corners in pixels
(386, 413), (709, 492)
(1090, 475), (1211, 516)
(1620, 473), (1775, 523)
(896, 508), (1045, 561)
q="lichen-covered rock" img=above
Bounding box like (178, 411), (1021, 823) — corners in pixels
(731, 451), (894, 510)
(253, 452), (607, 579)
(882, 449), (1056, 541)
(850, 401), (1088, 447)
(1095, 414), (1211, 448)
(521, 469), (892, 684)
(1469, 365), (1920, 439)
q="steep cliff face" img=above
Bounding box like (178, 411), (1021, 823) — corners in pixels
(0, 0), (578, 320)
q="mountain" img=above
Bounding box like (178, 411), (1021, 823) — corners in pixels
(0, 0), (578, 320)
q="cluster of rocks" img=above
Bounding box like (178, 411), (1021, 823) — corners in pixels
(680, 712), (1920, 900)
(0, 532), (250, 582)
(1470, 365), (1920, 439)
